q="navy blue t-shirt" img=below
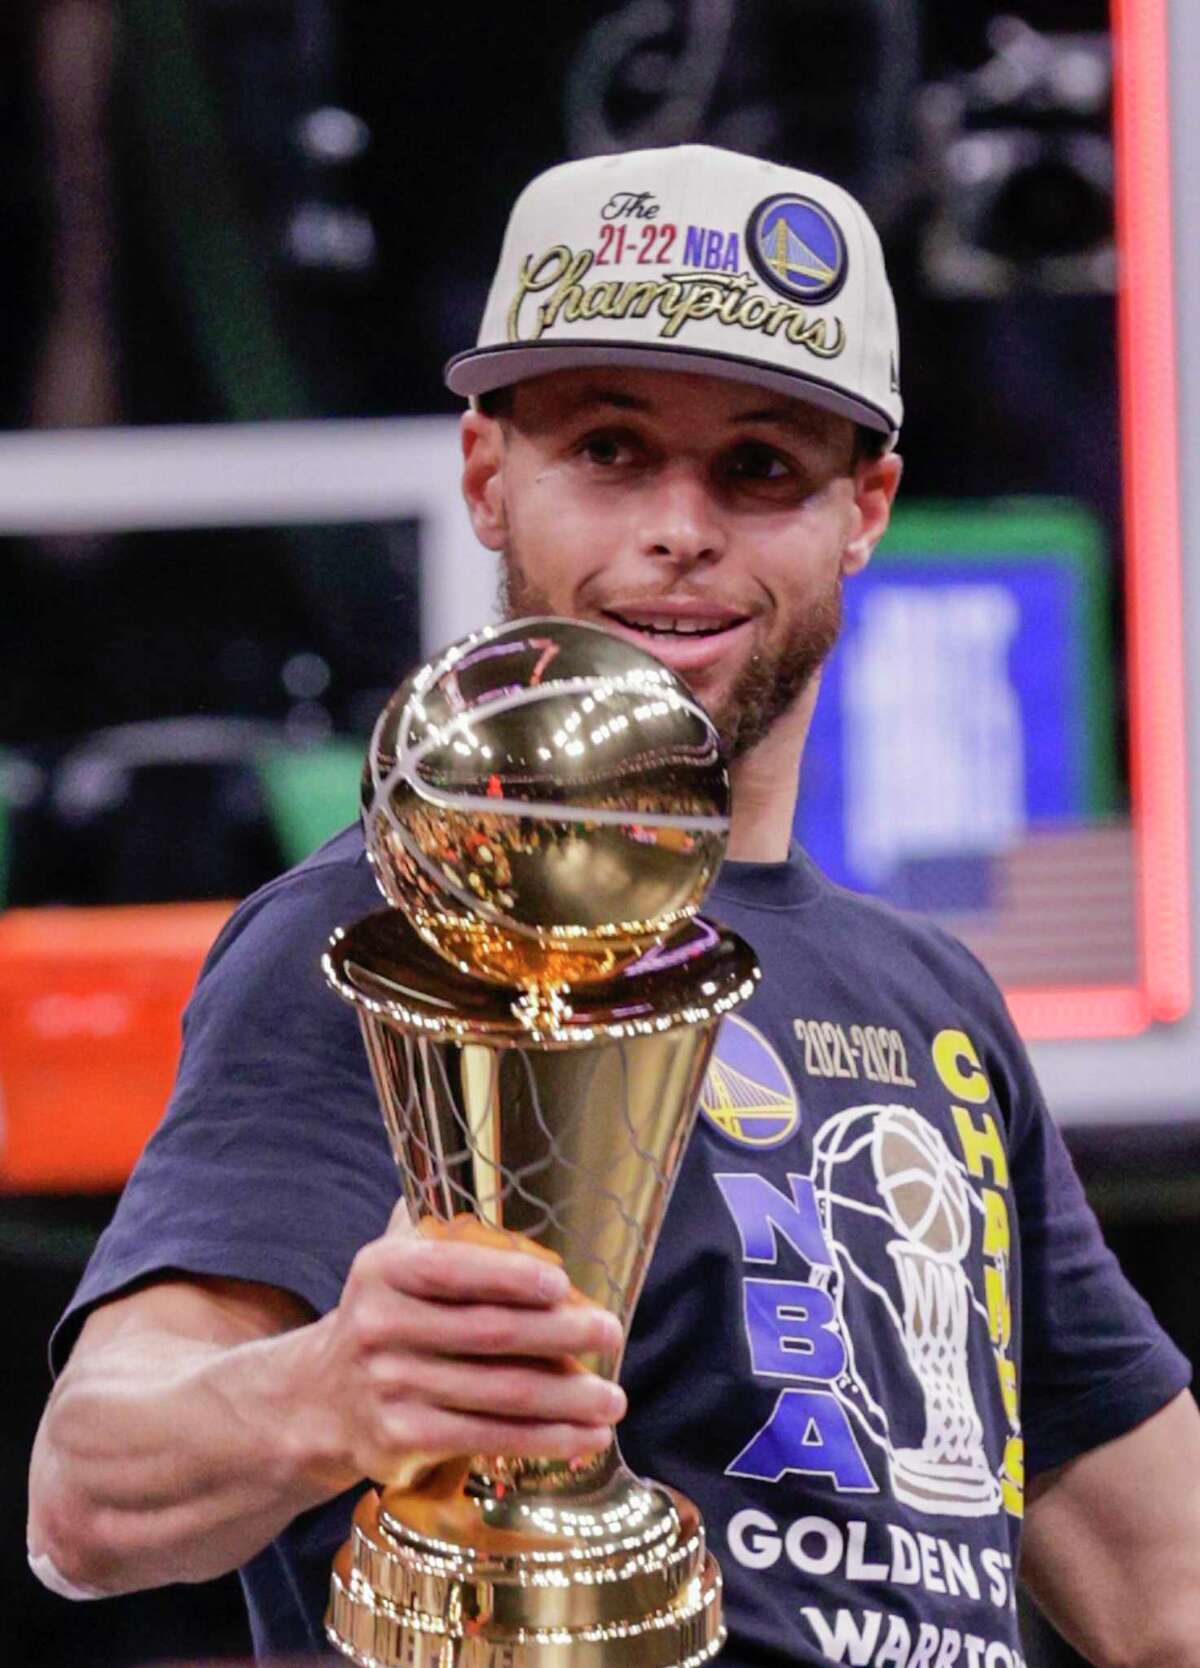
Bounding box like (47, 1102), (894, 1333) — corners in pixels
(53, 829), (1190, 1665)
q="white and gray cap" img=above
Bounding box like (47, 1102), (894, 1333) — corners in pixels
(445, 143), (902, 442)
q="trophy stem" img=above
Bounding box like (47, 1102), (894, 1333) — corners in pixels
(323, 909), (758, 1667)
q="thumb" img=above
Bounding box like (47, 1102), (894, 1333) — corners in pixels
(386, 1197), (415, 1236)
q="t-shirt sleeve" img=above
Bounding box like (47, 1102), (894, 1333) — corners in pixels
(1004, 1050), (1192, 1477)
(51, 857), (397, 1373)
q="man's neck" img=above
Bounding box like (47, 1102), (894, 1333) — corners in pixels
(725, 684), (816, 863)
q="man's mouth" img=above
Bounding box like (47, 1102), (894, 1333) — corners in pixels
(600, 608), (748, 640)
(595, 604), (755, 678)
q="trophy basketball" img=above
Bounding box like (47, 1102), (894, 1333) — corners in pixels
(323, 616), (759, 1667)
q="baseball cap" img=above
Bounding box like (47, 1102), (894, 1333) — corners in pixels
(445, 144), (902, 442)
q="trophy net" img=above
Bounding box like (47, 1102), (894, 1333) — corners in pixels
(364, 1017), (708, 1331)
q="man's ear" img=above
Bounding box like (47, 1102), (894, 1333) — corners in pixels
(460, 409), (508, 552)
(842, 449), (903, 577)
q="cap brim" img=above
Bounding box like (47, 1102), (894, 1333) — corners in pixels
(445, 340), (899, 440)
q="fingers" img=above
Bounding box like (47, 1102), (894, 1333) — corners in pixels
(337, 1222), (628, 1480)
(376, 1405), (616, 1466)
(366, 1294), (623, 1361)
(350, 1344), (624, 1479)
(355, 1233), (582, 1311)
(367, 1352), (627, 1426)
(342, 1235), (623, 1368)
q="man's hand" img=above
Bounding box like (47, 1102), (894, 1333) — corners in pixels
(287, 1203), (627, 1486)
(28, 1205), (626, 1596)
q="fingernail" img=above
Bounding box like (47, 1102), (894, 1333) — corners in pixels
(581, 1377), (625, 1419)
(536, 1264), (570, 1300)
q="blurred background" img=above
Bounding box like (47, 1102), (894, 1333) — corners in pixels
(3, 1), (1198, 1662)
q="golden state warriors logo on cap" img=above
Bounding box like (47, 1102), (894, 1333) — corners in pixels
(747, 193), (848, 304)
(699, 1016), (800, 1149)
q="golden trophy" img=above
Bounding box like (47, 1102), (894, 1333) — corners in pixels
(323, 617), (759, 1667)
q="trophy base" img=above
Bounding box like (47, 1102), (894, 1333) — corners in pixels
(326, 1450), (724, 1667)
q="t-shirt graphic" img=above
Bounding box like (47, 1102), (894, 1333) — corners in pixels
(701, 1016), (1013, 1517)
(689, 1002), (1026, 1666)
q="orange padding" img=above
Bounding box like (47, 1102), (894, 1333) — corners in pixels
(0, 902), (234, 1192)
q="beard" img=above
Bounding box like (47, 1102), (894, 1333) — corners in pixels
(498, 547), (843, 761)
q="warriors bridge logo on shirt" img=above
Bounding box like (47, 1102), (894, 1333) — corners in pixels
(698, 1016), (800, 1148)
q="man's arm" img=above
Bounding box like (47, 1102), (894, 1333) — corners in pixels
(1020, 1389), (1200, 1667)
(28, 1207), (625, 1596)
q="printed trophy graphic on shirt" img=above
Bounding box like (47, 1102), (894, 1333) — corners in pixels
(323, 617), (759, 1667)
(811, 1104), (1003, 1516)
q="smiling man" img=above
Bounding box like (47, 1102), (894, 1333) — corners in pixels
(29, 146), (1200, 1667)
(469, 369), (875, 756)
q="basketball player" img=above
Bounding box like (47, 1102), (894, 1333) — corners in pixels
(29, 148), (1200, 1666)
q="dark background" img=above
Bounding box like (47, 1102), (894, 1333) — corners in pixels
(0, 0), (1121, 759)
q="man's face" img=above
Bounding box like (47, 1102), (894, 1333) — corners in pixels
(462, 367), (899, 758)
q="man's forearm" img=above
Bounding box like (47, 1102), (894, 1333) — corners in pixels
(1020, 1391), (1200, 1668)
(29, 1316), (354, 1594)
(29, 1235), (625, 1600)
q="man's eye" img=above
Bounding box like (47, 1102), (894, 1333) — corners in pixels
(580, 433), (634, 466)
(728, 444), (791, 482)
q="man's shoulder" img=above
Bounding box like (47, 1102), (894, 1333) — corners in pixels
(201, 822), (379, 982)
(258, 819), (371, 898)
(833, 873), (978, 946)
(812, 865), (1006, 997)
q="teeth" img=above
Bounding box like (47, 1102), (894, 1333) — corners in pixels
(613, 613), (734, 637)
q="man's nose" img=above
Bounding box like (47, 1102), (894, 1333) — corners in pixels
(635, 464), (726, 567)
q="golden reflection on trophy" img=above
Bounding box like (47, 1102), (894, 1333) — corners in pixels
(325, 616), (759, 1667)
(362, 616), (729, 990)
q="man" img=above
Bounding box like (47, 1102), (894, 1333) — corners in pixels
(29, 146), (1200, 1666)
